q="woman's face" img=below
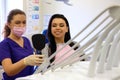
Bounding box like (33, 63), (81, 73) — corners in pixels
(51, 18), (68, 40)
(9, 14), (26, 29)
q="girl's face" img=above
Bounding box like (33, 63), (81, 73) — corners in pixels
(9, 14), (26, 29)
(51, 18), (68, 41)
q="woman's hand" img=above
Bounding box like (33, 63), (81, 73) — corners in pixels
(24, 55), (44, 66)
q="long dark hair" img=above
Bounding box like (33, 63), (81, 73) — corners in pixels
(3, 9), (26, 38)
(47, 14), (71, 62)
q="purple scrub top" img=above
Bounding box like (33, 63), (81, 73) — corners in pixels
(0, 37), (34, 80)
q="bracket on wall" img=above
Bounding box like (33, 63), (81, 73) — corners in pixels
(55, 0), (72, 6)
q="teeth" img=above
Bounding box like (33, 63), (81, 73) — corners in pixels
(55, 31), (61, 34)
(56, 32), (60, 34)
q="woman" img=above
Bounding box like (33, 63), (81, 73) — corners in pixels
(42, 14), (77, 64)
(0, 9), (44, 80)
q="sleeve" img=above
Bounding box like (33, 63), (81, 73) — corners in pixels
(0, 41), (11, 63)
(41, 44), (50, 69)
(41, 44), (49, 57)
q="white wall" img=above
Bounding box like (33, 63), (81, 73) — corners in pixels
(6, 0), (23, 15)
(0, 0), (5, 41)
(2, 0), (120, 42)
(41, 0), (120, 42)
